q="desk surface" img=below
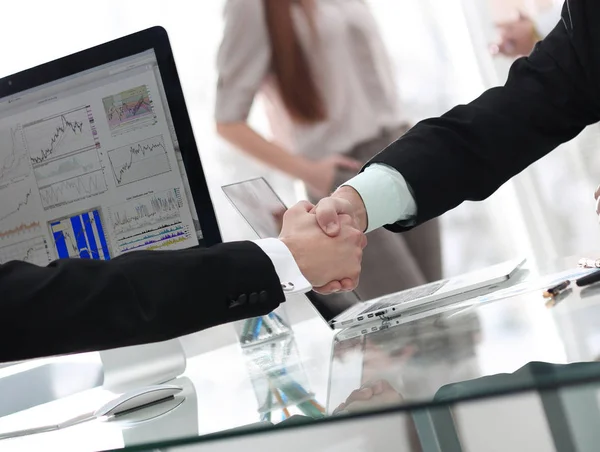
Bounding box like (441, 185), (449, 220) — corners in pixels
(3, 255), (600, 451)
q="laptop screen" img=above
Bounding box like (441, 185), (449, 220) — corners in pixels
(222, 177), (287, 239)
(0, 49), (204, 264)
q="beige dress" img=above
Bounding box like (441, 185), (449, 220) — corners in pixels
(216, 0), (442, 312)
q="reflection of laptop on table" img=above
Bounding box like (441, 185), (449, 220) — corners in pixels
(223, 178), (525, 330)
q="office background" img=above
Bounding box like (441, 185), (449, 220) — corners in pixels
(2, 0), (598, 277)
(2, 1), (600, 446)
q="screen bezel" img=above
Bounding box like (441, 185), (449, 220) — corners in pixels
(0, 26), (222, 248)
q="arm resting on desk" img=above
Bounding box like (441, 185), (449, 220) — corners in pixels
(0, 241), (285, 362)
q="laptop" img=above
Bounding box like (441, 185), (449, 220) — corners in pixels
(0, 27), (222, 378)
(222, 177), (525, 329)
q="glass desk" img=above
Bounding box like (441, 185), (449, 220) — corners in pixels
(2, 255), (600, 451)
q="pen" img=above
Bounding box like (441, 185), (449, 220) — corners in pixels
(271, 388), (290, 419)
(576, 268), (600, 287)
(252, 317), (263, 340)
(262, 315), (280, 335)
(545, 288), (572, 308)
(261, 316), (274, 335)
(543, 280), (570, 298)
(240, 319), (252, 343)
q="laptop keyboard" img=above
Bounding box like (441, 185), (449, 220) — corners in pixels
(359, 280), (449, 315)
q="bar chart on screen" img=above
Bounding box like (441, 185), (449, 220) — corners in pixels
(49, 208), (111, 260)
(108, 188), (193, 254)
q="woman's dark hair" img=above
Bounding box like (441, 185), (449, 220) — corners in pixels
(263, 0), (326, 123)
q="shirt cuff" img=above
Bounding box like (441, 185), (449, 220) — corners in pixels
(252, 238), (312, 294)
(341, 163), (418, 233)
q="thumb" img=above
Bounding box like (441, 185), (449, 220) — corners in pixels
(315, 197), (355, 237)
(332, 155), (363, 171)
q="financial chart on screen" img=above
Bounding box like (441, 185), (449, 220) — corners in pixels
(0, 50), (202, 267)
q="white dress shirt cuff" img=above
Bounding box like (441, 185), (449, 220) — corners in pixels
(252, 238), (312, 294)
(342, 163), (418, 233)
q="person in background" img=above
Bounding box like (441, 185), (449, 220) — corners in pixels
(215, 0), (442, 313)
(492, 1), (562, 57)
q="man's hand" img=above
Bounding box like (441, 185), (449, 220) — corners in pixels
(313, 186), (368, 237)
(300, 155), (362, 199)
(492, 13), (538, 57)
(279, 201), (366, 293)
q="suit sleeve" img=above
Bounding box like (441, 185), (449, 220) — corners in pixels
(369, 0), (600, 231)
(0, 241), (285, 363)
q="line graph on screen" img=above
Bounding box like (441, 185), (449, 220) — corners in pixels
(103, 85), (157, 136)
(0, 126), (30, 186)
(107, 135), (171, 186)
(24, 106), (100, 165)
(0, 186), (42, 241)
(39, 170), (108, 210)
(0, 236), (52, 266)
(34, 148), (103, 188)
(108, 188), (193, 254)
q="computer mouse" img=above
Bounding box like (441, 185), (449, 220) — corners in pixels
(94, 384), (183, 418)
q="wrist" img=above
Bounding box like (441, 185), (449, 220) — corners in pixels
(279, 236), (309, 281)
(333, 186), (368, 232)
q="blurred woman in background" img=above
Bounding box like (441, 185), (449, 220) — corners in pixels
(215, 0), (442, 312)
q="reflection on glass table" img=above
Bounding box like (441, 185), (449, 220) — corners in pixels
(328, 254), (600, 415)
(240, 334), (325, 422)
(4, 254), (600, 451)
(152, 378), (600, 452)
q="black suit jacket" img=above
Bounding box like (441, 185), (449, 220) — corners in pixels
(370, 0), (600, 231)
(0, 241), (285, 363)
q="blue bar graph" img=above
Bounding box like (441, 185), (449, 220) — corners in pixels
(51, 227), (69, 259)
(93, 209), (110, 259)
(82, 212), (99, 259)
(49, 208), (111, 260)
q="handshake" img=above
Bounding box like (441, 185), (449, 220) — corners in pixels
(278, 187), (369, 294)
